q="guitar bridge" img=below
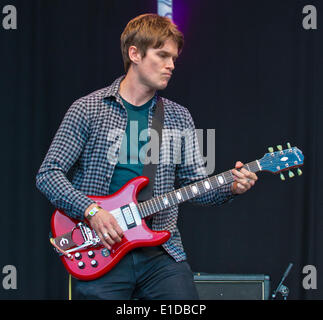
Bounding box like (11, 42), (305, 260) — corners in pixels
(50, 222), (101, 259)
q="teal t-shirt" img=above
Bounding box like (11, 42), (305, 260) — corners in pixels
(108, 96), (153, 194)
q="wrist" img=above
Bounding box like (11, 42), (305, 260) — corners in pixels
(84, 203), (101, 220)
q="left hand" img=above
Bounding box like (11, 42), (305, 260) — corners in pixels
(231, 161), (258, 195)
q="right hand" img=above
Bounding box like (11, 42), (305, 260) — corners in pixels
(85, 204), (124, 250)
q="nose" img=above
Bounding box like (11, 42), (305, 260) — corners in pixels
(167, 58), (175, 71)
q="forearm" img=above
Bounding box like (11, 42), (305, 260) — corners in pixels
(36, 166), (95, 220)
(36, 100), (93, 220)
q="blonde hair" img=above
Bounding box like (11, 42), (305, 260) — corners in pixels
(120, 13), (184, 72)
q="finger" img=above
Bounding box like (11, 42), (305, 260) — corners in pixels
(237, 182), (247, 192)
(101, 230), (116, 246)
(111, 219), (124, 238)
(99, 233), (112, 250)
(236, 168), (258, 183)
(235, 161), (244, 169)
(232, 168), (246, 179)
(250, 172), (258, 181)
(106, 227), (122, 243)
(239, 167), (256, 179)
(234, 177), (251, 189)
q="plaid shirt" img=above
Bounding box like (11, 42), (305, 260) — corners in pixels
(36, 76), (234, 262)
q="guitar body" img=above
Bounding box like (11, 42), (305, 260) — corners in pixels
(51, 176), (170, 280)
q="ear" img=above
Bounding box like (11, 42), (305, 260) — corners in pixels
(128, 45), (142, 65)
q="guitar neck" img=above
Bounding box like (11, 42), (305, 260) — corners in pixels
(137, 160), (261, 219)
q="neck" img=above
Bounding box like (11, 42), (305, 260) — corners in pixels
(119, 71), (155, 106)
(137, 160), (261, 219)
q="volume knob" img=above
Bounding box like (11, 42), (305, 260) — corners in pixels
(90, 260), (98, 268)
(88, 250), (95, 258)
(77, 261), (85, 269)
(74, 252), (82, 260)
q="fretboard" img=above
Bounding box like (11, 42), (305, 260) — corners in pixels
(137, 160), (261, 218)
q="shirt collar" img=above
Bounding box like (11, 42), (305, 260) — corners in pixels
(103, 75), (125, 99)
(103, 75), (159, 109)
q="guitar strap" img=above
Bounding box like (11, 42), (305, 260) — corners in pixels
(137, 97), (164, 202)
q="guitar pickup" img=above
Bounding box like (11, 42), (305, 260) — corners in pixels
(121, 205), (136, 229)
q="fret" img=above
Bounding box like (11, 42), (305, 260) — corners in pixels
(183, 186), (190, 200)
(190, 183), (200, 196)
(255, 160), (261, 171)
(162, 195), (169, 207)
(153, 197), (160, 211)
(200, 181), (205, 192)
(169, 191), (177, 205)
(156, 197), (164, 210)
(199, 180), (206, 193)
(248, 161), (254, 172)
(153, 198), (160, 211)
(139, 202), (147, 217)
(142, 201), (151, 217)
(209, 176), (218, 189)
(207, 177), (213, 190)
(144, 201), (150, 215)
(166, 192), (173, 206)
(137, 203), (143, 217)
(203, 179), (211, 191)
(157, 196), (165, 210)
(146, 201), (153, 215)
(186, 185), (194, 198)
(223, 170), (233, 184)
(250, 161), (260, 172)
(149, 199), (157, 212)
(143, 201), (149, 216)
(186, 185), (195, 199)
(229, 170), (235, 182)
(176, 190), (182, 201)
(138, 202), (144, 217)
(216, 174), (225, 185)
(243, 161), (258, 173)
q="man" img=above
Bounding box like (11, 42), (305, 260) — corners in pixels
(36, 14), (257, 299)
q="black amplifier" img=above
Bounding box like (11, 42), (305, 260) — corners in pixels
(194, 273), (271, 300)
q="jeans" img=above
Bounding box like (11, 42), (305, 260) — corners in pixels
(73, 245), (199, 300)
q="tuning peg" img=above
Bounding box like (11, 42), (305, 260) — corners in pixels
(297, 168), (302, 176)
(280, 173), (285, 181)
(287, 142), (291, 149)
(288, 170), (295, 178)
(277, 145), (282, 151)
(268, 147), (274, 153)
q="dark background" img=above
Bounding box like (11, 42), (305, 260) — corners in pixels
(0, 0), (322, 299)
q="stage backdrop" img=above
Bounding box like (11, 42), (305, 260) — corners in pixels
(0, 0), (322, 299)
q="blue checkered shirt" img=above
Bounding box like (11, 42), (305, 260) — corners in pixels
(36, 76), (234, 262)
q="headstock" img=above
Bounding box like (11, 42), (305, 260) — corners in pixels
(259, 143), (304, 180)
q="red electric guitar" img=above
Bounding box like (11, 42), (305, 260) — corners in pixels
(50, 144), (304, 280)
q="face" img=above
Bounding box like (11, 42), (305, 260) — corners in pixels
(131, 38), (179, 90)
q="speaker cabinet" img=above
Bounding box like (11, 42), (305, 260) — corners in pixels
(194, 273), (271, 300)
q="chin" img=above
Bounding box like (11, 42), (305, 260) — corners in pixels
(143, 76), (169, 91)
(156, 80), (169, 90)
